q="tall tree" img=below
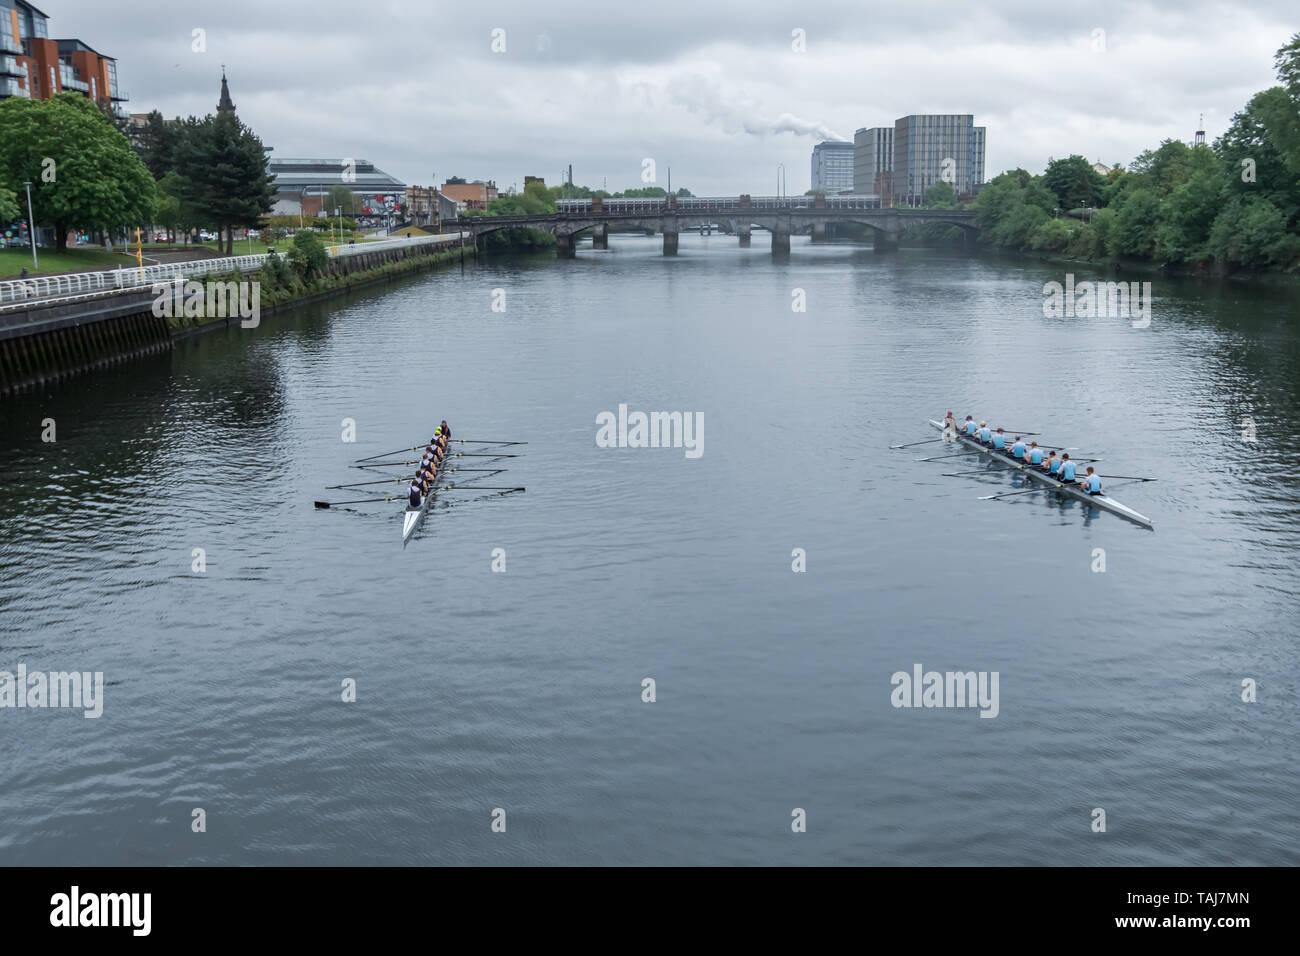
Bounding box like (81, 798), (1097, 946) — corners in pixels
(135, 110), (182, 180)
(175, 111), (275, 255)
(1129, 139), (1204, 192)
(0, 185), (18, 222)
(0, 93), (155, 252)
(154, 170), (203, 242)
(1216, 94), (1300, 214)
(922, 181), (957, 208)
(1155, 171), (1224, 262)
(1042, 155), (1105, 210)
(1110, 188), (1162, 257)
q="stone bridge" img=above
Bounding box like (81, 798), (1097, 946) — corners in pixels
(455, 195), (979, 257)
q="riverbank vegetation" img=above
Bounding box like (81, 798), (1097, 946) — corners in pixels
(162, 232), (468, 326)
(971, 34), (1300, 273)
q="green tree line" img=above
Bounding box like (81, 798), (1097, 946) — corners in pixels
(973, 34), (1300, 271)
(132, 107), (275, 255)
(0, 92), (274, 257)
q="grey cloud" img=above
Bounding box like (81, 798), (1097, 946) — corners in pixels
(39, 0), (1300, 195)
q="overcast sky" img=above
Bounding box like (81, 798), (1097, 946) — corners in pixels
(45, 0), (1297, 195)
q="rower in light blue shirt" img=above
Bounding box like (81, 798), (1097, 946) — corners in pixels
(964, 415), (978, 436)
(1081, 466), (1103, 494)
(1027, 441), (1044, 466)
(992, 428), (1007, 451)
(978, 422), (991, 443)
(1059, 454), (1077, 482)
(1010, 436), (1026, 459)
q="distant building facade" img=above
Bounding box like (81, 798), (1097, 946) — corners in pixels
(268, 158), (407, 227)
(0, 1), (126, 107)
(405, 186), (459, 231)
(891, 114), (985, 204)
(853, 126), (893, 197)
(810, 141), (854, 193)
(440, 178), (498, 210)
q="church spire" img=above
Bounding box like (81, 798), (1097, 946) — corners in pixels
(217, 68), (236, 115)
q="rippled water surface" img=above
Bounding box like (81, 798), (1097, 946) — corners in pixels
(2, 235), (1297, 865)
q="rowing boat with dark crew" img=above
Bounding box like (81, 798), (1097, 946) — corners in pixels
(312, 429), (527, 540)
(402, 421), (451, 543)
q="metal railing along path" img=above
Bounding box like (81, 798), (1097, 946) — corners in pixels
(0, 233), (463, 307)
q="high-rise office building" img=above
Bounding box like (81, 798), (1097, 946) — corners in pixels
(891, 114), (985, 204)
(811, 141), (854, 193)
(853, 126), (893, 196)
(0, 0), (126, 107)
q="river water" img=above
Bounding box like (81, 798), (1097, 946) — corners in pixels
(1, 234), (1297, 865)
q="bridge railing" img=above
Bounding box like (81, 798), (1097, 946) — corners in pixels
(553, 195), (926, 215)
(0, 233), (463, 306)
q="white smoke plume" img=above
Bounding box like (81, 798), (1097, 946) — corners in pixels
(664, 73), (848, 141)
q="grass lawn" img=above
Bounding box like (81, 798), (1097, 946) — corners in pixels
(0, 246), (142, 280)
(157, 237), (372, 257)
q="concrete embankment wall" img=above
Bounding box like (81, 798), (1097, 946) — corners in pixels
(0, 239), (471, 398)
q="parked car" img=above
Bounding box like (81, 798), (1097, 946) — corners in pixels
(154, 234), (167, 243)
(200, 230), (217, 241)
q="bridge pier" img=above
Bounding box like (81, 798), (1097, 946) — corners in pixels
(737, 226), (751, 247)
(663, 230), (679, 256)
(555, 234), (576, 258)
(771, 231), (790, 257)
(873, 232), (899, 254)
(592, 224), (608, 249)
(811, 223), (829, 244)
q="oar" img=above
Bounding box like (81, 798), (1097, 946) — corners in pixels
(977, 475), (1155, 500)
(353, 453), (519, 468)
(978, 486), (1053, 501)
(438, 484), (525, 491)
(891, 438), (944, 449)
(315, 495), (407, 508)
(354, 441), (526, 463)
(355, 445), (425, 463)
(326, 469), (502, 489)
(1093, 475), (1156, 482)
(942, 470), (999, 477)
(916, 453), (971, 461)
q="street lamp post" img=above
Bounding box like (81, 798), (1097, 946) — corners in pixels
(23, 180), (37, 270)
(776, 164), (786, 200)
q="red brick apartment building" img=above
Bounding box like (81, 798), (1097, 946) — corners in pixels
(0, 0), (125, 107)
